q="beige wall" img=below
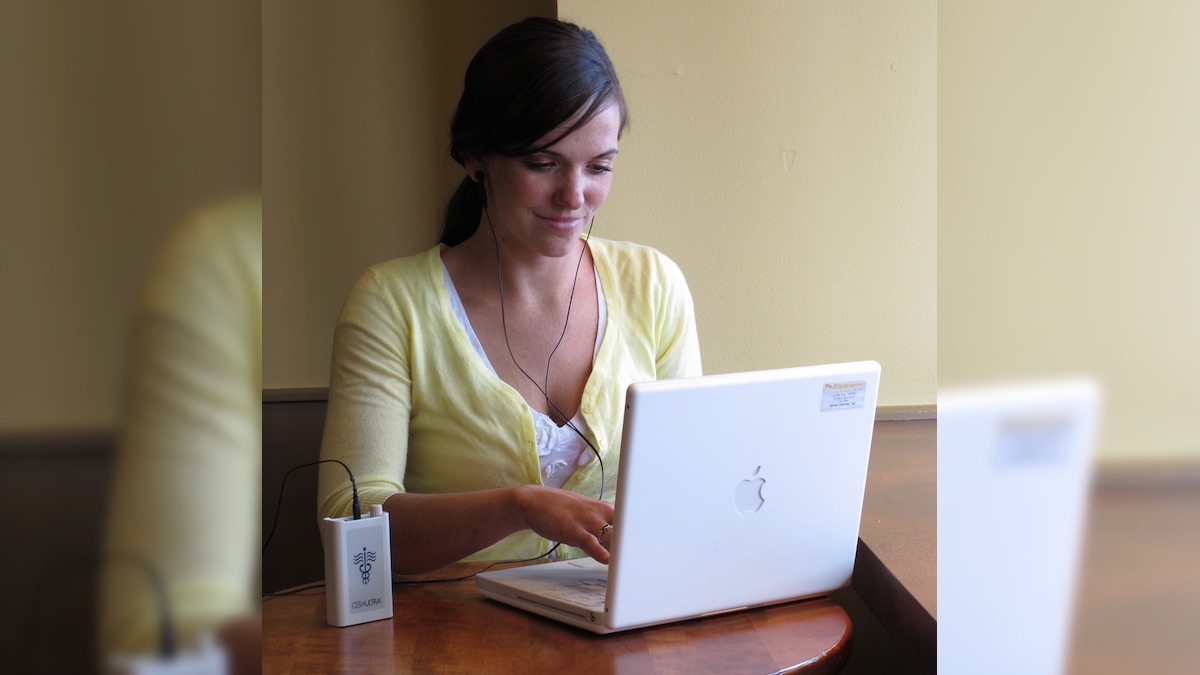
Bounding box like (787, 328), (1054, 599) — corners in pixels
(940, 1), (1200, 462)
(11, 2), (1192, 462)
(263, 0), (554, 389)
(558, 1), (937, 406)
(264, 0), (938, 411)
(0, 2), (261, 432)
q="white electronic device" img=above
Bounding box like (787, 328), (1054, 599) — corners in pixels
(938, 379), (1100, 675)
(477, 361), (880, 633)
(322, 504), (393, 627)
(105, 634), (226, 675)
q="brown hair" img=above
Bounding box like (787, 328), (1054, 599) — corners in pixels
(439, 17), (628, 246)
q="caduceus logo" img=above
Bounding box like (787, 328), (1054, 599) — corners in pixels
(353, 546), (376, 585)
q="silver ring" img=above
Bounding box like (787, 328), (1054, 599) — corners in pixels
(598, 523), (613, 538)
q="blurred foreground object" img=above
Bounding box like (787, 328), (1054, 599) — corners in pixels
(99, 196), (261, 673)
(939, 380), (1100, 674)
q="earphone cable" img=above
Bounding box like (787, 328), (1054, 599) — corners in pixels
(540, 216), (592, 418)
(391, 543), (564, 585)
(485, 207), (606, 498)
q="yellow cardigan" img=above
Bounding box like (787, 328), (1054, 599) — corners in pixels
(101, 196), (261, 655)
(317, 237), (702, 561)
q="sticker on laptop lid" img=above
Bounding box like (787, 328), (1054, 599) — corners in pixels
(821, 381), (867, 412)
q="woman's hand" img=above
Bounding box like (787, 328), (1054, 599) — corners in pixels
(512, 485), (615, 563)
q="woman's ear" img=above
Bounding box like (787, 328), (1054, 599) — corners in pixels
(461, 157), (486, 207)
(463, 156), (489, 207)
(463, 155), (484, 183)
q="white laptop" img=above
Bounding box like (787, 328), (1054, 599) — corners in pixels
(475, 360), (881, 633)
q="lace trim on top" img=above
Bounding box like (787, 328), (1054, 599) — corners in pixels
(442, 259), (607, 489)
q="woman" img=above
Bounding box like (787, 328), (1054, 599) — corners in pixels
(318, 17), (701, 574)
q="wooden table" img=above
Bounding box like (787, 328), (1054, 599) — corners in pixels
(853, 419), (937, 672)
(850, 421), (1200, 674)
(1067, 464), (1200, 674)
(262, 417), (1200, 673)
(262, 418), (939, 674)
(263, 563), (852, 674)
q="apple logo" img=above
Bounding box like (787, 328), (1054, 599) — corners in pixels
(734, 466), (767, 515)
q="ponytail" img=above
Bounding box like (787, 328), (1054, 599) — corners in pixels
(439, 177), (483, 247)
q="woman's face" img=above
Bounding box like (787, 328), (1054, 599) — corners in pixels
(472, 104), (621, 260)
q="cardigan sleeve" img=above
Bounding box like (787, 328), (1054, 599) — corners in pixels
(318, 267), (412, 520)
(652, 252), (703, 380)
(100, 197), (261, 656)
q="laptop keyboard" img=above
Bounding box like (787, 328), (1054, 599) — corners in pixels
(537, 575), (607, 610)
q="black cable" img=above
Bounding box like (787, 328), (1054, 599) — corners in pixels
(392, 543), (563, 585)
(263, 459), (359, 555)
(20, 554), (174, 674)
(482, 201), (609, 562)
(262, 582), (327, 600)
(486, 207), (607, 498)
(536, 217), (590, 418)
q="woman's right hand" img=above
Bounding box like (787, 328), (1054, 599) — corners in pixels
(512, 485), (615, 563)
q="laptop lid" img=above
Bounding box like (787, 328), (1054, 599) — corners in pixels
(477, 361), (881, 632)
(605, 360), (880, 630)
